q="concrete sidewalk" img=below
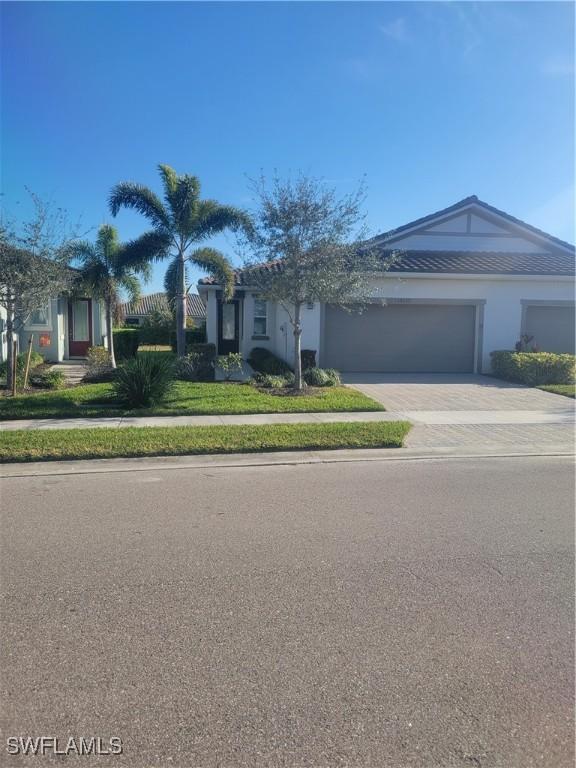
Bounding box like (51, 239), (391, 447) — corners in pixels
(0, 408), (574, 431)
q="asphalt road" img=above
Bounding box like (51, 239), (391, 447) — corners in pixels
(0, 456), (574, 768)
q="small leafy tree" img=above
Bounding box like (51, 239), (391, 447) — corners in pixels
(0, 193), (77, 390)
(109, 165), (251, 357)
(217, 352), (243, 381)
(242, 174), (395, 389)
(67, 225), (150, 368)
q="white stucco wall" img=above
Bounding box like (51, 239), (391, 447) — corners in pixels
(203, 276), (574, 374)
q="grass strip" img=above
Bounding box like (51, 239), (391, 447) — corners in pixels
(0, 422), (411, 463)
(0, 382), (383, 421)
(537, 384), (575, 399)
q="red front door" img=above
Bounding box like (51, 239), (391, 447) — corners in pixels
(68, 298), (93, 357)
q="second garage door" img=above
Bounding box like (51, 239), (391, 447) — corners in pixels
(524, 304), (575, 354)
(323, 303), (477, 373)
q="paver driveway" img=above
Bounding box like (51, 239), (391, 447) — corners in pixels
(342, 373), (575, 450)
(342, 373), (576, 412)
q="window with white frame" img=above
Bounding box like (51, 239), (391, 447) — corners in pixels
(253, 297), (267, 336)
(25, 303), (52, 330)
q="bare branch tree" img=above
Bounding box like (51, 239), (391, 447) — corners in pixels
(0, 192), (80, 390)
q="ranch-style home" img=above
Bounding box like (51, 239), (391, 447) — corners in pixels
(0, 295), (107, 364)
(198, 196), (575, 374)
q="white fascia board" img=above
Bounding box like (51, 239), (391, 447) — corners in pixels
(375, 272), (574, 282)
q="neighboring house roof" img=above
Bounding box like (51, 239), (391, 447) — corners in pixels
(373, 195), (576, 253)
(121, 292), (206, 317)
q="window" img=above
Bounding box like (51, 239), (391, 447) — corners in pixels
(253, 298), (267, 336)
(26, 304), (52, 329)
(221, 303), (236, 340)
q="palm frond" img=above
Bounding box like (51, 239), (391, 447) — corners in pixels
(157, 164), (180, 211)
(163, 255), (188, 309)
(192, 201), (253, 241)
(118, 272), (142, 305)
(172, 175), (201, 236)
(190, 247), (235, 300)
(63, 239), (96, 266)
(95, 224), (120, 265)
(109, 182), (170, 230)
(120, 230), (172, 269)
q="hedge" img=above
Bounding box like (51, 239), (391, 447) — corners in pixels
(247, 347), (292, 376)
(113, 328), (140, 360)
(170, 327), (207, 352)
(490, 351), (576, 386)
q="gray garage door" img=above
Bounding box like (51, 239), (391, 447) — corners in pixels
(524, 305), (575, 354)
(323, 303), (477, 373)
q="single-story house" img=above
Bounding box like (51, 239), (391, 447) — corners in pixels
(0, 295), (107, 364)
(198, 196), (575, 374)
(120, 292), (206, 327)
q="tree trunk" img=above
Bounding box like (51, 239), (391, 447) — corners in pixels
(293, 302), (303, 390)
(106, 301), (117, 369)
(176, 251), (187, 358)
(5, 309), (15, 392)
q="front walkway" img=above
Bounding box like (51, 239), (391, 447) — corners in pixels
(49, 361), (87, 386)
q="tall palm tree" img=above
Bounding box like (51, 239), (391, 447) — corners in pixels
(69, 224), (150, 368)
(109, 165), (250, 356)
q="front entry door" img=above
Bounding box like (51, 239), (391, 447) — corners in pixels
(68, 299), (93, 357)
(217, 300), (240, 354)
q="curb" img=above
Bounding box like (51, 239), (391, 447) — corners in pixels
(1, 446), (574, 478)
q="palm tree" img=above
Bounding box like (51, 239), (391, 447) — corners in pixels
(69, 224), (150, 368)
(109, 165), (250, 356)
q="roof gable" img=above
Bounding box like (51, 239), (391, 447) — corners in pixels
(376, 196), (575, 254)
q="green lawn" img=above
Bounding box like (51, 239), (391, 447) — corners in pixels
(537, 384), (576, 399)
(0, 382), (383, 421)
(0, 422), (411, 463)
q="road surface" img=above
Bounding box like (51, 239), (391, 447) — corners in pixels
(1, 455), (574, 767)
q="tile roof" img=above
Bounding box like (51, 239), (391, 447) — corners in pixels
(374, 195), (576, 252)
(198, 250), (575, 286)
(121, 292), (206, 317)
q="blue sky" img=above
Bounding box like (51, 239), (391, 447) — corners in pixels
(2, 1), (574, 294)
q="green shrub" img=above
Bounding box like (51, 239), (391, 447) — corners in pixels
(29, 369), (66, 390)
(490, 351), (576, 386)
(217, 352), (243, 381)
(252, 373), (292, 389)
(0, 351), (44, 384)
(113, 328), (140, 360)
(84, 346), (113, 382)
(301, 349), (317, 369)
(113, 355), (175, 408)
(174, 343), (216, 382)
(170, 326), (207, 352)
(248, 347), (292, 376)
(303, 367), (341, 387)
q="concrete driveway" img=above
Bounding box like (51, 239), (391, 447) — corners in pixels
(342, 373), (576, 412)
